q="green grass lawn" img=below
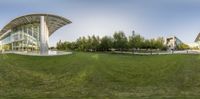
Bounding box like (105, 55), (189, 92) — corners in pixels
(1, 52), (200, 99)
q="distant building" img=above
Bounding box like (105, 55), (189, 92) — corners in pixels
(186, 42), (199, 49)
(182, 33), (200, 49)
(191, 33), (200, 49)
(165, 36), (182, 50)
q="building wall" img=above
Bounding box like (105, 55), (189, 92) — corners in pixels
(186, 42), (199, 49)
(0, 23), (40, 51)
(165, 36), (183, 50)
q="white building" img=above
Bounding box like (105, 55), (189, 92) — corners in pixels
(165, 36), (182, 50)
(0, 14), (71, 54)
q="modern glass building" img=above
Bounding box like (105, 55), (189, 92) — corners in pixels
(0, 14), (71, 54)
(194, 33), (200, 49)
(165, 36), (182, 50)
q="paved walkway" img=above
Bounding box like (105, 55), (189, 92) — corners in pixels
(1, 51), (72, 56)
(1, 50), (200, 56)
(114, 50), (200, 55)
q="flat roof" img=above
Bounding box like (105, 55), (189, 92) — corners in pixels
(0, 14), (72, 37)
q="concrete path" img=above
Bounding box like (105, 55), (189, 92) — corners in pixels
(114, 50), (200, 55)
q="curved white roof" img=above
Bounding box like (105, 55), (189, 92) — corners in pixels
(0, 14), (72, 37)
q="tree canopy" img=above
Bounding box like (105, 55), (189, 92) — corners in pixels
(56, 31), (167, 52)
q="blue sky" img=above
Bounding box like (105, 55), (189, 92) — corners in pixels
(0, 0), (200, 46)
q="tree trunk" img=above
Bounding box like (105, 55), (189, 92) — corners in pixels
(132, 48), (134, 54)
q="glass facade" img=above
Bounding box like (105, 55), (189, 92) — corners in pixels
(0, 14), (71, 54)
(0, 23), (40, 51)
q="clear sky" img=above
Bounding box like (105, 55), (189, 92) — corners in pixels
(0, 0), (200, 46)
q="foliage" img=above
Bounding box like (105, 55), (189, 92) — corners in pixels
(177, 43), (190, 50)
(56, 31), (166, 51)
(56, 40), (71, 50)
(99, 36), (113, 51)
(113, 31), (128, 51)
(128, 34), (144, 49)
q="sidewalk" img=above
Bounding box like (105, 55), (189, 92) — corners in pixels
(114, 50), (200, 55)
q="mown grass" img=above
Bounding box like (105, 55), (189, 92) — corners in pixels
(0, 52), (200, 98)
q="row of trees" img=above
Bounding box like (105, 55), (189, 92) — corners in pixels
(56, 31), (167, 52)
(177, 43), (190, 50)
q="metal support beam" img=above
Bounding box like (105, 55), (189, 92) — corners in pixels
(40, 16), (49, 54)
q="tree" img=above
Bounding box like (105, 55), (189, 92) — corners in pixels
(177, 43), (190, 50)
(56, 40), (67, 50)
(91, 35), (100, 51)
(56, 32), (167, 52)
(128, 34), (144, 53)
(128, 34), (144, 49)
(154, 37), (166, 50)
(141, 39), (149, 49)
(149, 38), (156, 49)
(100, 36), (113, 51)
(56, 40), (62, 50)
(140, 37), (166, 50)
(67, 42), (78, 50)
(113, 31), (128, 51)
(76, 36), (87, 51)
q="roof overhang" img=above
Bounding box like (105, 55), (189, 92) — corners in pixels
(195, 33), (200, 42)
(0, 14), (72, 38)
